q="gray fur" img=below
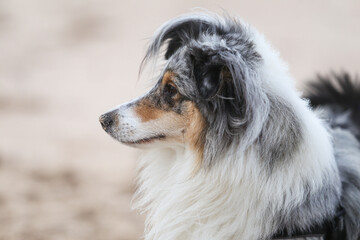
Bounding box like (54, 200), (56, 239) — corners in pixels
(258, 96), (303, 169)
(140, 12), (360, 239)
(141, 13), (301, 168)
(273, 173), (341, 235)
(323, 106), (360, 141)
(332, 128), (360, 239)
(307, 73), (360, 239)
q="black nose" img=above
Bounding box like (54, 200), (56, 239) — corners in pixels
(99, 113), (113, 129)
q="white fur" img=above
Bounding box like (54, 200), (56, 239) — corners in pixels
(131, 23), (339, 240)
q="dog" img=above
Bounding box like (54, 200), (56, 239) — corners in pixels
(99, 12), (360, 240)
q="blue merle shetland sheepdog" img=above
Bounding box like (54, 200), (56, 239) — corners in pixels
(100, 12), (360, 240)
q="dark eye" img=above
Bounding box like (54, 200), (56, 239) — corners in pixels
(163, 83), (178, 98)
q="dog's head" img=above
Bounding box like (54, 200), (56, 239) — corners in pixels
(100, 13), (277, 167)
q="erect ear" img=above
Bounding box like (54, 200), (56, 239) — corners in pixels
(191, 53), (222, 99)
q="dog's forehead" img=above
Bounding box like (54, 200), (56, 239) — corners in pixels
(166, 47), (190, 73)
(162, 48), (198, 98)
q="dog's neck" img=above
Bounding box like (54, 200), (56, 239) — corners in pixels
(133, 147), (340, 240)
(133, 121), (341, 240)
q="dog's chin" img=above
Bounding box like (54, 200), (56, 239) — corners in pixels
(120, 135), (166, 148)
(102, 127), (166, 148)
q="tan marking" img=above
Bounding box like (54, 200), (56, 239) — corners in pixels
(173, 92), (182, 102)
(135, 71), (181, 122)
(162, 71), (181, 101)
(135, 99), (165, 122)
(135, 71), (206, 171)
(161, 71), (176, 86)
(183, 102), (207, 171)
(156, 112), (187, 134)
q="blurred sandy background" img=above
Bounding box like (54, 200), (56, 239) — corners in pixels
(0, 0), (359, 239)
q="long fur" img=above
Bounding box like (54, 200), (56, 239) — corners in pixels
(123, 12), (360, 240)
(99, 11), (360, 240)
(306, 73), (360, 140)
(306, 73), (360, 239)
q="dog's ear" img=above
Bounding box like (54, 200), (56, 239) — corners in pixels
(142, 17), (217, 63)
(196, 65), (222, 99)
(191, 53), (222, 99)
(164, 21), (214, 60)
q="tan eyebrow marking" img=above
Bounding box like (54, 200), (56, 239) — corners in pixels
(162, 71), (181, 102)
(161, 71), (176, 87)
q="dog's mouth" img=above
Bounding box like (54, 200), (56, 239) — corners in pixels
(121, 134), (166, 145)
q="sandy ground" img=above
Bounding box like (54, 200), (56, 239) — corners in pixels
(0, 0), (359, 239)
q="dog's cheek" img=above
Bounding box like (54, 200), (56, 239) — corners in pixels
(133, 99), (187, 138)
(153, 112), (188, 138)
(183, 102), (207, 168)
